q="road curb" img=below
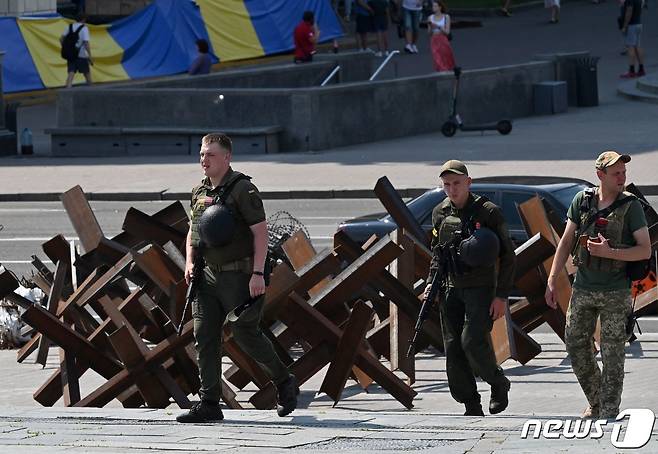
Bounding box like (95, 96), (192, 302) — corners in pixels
(1, 185), (657, 202)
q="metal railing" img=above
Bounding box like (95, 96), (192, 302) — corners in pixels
(320, 65), (341, 86)
(369, 50), (400, 81)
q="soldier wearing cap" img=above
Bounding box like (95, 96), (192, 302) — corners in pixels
(176, 133), (297, 423)
(546, 151), (651, 419)
(424, 159), (516, 416)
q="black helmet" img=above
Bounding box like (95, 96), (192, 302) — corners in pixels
(198, 204), (236, 247)
(458, 227), (500, 268)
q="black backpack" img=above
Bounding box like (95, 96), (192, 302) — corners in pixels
(61, 24), (84, 61)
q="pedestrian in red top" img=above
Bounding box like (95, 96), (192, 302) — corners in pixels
(294, 11), (320, 63)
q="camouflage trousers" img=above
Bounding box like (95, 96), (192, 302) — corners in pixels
(565, 287), (631, 418)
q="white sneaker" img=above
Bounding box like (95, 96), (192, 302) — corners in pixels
(374, 51), (383, 57)
(411, 44), (419, 53)
(404, 44), (413, 53)
(384, 50), (390, 56)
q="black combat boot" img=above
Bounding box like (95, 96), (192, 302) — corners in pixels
(176, 400), (224, 423)
(489, 378), (511, 415)
(464, 400), (485, 416)
(276, 375), (299, 417)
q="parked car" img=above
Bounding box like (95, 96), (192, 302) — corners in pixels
(337, 180), (594, 247)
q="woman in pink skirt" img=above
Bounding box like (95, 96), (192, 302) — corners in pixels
(428, 0), (455, 72)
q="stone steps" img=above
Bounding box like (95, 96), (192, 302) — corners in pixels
(617, 74), (658, 104)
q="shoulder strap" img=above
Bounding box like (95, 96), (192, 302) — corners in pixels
(579, 194), (636, 235)
(214, 174), (251, 205)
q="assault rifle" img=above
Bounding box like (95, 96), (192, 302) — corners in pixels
(177, 247), (205, 335)
(406, 233), (465, 357)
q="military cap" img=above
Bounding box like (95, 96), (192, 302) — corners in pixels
(440, 159), (469, 177)
(595, 151), (631, 170)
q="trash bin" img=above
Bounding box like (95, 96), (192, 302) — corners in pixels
(575, 56), (599, 107)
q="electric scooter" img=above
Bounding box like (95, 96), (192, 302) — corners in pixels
(441, 67), (513, 137)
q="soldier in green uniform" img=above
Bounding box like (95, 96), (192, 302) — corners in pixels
(546, 151), (651, 419)
(177, 133), (297, 423)
(425, 160), (516, 416)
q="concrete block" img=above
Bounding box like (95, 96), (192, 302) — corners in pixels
(51, 134), (126, 156)
(125, 134), (189, 155)
(533, 81), (568, 115)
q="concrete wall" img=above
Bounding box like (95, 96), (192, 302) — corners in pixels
(56, 60), (554, 152)
(113, 52), (377, 90)
(1, 0), (56, 16)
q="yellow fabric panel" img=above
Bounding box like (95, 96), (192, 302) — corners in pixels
(197, 0), (264, 61)
(17, 18), (128, 88)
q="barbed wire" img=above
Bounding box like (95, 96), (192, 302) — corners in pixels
(267, 210), (310, 266)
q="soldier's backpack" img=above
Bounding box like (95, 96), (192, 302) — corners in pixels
(61, 24), (84, 61)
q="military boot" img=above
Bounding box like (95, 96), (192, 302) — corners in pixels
(464, 401), (485, 416)
(489, 378), (511, 415)
(176, 400), (224, 423)
(276, 375), (299, 417)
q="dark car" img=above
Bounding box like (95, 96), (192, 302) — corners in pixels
(337, 179), (594, 247)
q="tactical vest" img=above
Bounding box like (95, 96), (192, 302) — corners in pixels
(435, 194), (488, 275)
(573, 189), (634, 273)
(190, 172), (253, 264)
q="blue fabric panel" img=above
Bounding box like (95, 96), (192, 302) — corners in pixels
(108, 2), (191, 78)
(245, 0), (343, 55)
(0, 17), (45, 93)
(154, 0), (218, 64)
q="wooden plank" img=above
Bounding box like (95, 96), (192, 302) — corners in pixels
(286, 293), (417, 409)
(281, 230), (331, 297)
(107, 325), (173, 408)
(511, 324), (542, 365)
(59, 346), (81, 406)
(110, 201), (189, 250)
(367, 318), (391, 360)
(122, 207), (186, 248)
(73, 321), (194, 408)
(491, 303), (515, 365)
(518, 196), (571, 339)
(389, 230), (415, 382)
(60, 185), (104, 254)
(308, 236), (403, 317)
(514, 233), (556, 281)
(0, 270), (19, 298)
(374, 176), (427, 244)
(33, 289), (148, 407)
(132, 247), (179, 297)
(319, 301), (374, 404)
(334, 231), (444, 351)
(14, 297), (122, 378)
(60, 255), (132, 315)
(36, 261), (69, 367)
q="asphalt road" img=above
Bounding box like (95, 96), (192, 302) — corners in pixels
(2, 196), (657, 280)
(0, 199), (385, 279)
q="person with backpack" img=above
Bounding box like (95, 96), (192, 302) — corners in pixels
(60, 13), (92, 88)
(545, 151), (651, 420)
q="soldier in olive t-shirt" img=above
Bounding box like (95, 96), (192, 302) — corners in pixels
(546, 151), (651, 420)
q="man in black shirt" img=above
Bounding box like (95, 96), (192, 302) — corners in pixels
(620, 0), (645, 78)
